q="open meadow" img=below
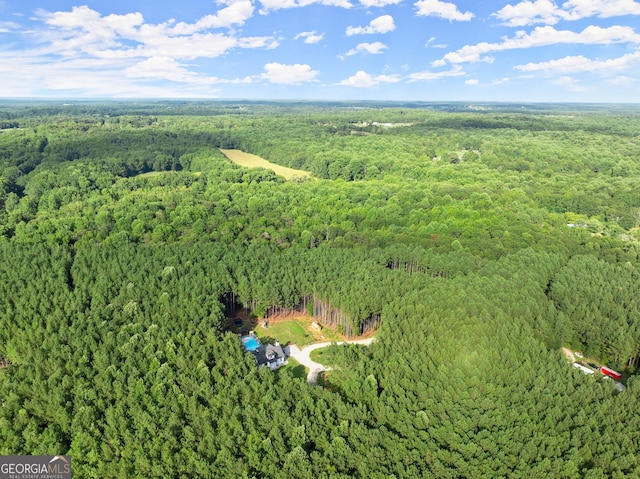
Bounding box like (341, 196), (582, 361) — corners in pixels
(220, 148), (311, 180)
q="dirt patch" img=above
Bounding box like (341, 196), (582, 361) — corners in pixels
(222, 309), (257, 334)
(267, 312), (378, 341)
(265, 311), (313, 322)
(561, 347), (575, 362)
(229, 308), (377, 342)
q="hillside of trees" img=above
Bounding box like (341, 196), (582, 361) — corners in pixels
(1, 101), (640, 477)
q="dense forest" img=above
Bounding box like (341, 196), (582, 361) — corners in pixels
(1, 100), (640, 477)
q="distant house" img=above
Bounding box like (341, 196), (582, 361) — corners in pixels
(251, 342), (287, 370)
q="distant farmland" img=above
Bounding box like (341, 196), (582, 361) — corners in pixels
(220, 149), (311, 180)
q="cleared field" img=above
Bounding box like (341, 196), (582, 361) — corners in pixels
(135, 171), (201, 178)
(255, 320), (315, 347)
(220, 149), (311, 180)
(135, 171), (163, 178)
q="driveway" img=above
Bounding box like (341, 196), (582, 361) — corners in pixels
(285, 337), (375, 384)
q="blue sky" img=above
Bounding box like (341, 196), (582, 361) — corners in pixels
(1, 0), (640, 101)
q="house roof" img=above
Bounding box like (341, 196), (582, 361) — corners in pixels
(252, 343), (286, 366)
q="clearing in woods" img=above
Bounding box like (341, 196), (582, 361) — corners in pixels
(220, 149), (311, 180)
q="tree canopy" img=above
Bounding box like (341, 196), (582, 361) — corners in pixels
(1, 101), (640, 477)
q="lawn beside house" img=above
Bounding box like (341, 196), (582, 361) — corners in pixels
(255, 320), (314, 347)
(255, 318), (344, 347)
(276, 357), (306, 380)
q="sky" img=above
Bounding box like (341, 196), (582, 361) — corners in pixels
(1, 0), (640, 102)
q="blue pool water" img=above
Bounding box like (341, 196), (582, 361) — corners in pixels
(241, 336), (261, 351)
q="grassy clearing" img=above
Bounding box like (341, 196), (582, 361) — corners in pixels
(220, 149), (311, 180)
(136, 171), (163, 178)
(256, 316), (344, 347)
(309, 346), (341, 364)
(255, 320), (315, 347)
(289, 315), (343, 342)
(277, 357), (307, 380)
(135, 171), (202, 178)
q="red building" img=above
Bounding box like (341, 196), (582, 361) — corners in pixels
(600, 366), (622, 380)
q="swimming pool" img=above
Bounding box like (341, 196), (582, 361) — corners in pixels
(241, 335), (261, 351)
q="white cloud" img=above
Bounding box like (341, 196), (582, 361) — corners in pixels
(436, 25), (640, 65)
(37, 7), (144, 58)
(425, 37), (447, 48)
(0, 20), (19, 32)
(551, 75), (587, 91)
(493, 0), (560, 26)
(415, 0), (474, 21)
(339, 71), (401, 87)
(171, 0), (255, 33)
(564, 0), (640, 19)
(607, 75), (636, 85)
(34, 6), (279, 61)
(465, 78), (479, 85)
(346, 15), (395, 35)
(345, 42), (388, 56)
(494, 0), (640, 27)
(238, 36), (280, 49)
(0, 51), (223, 97)
(139, 33), (240, 59)
(44, 7), (144, 38)
(515, 51), (640, 74)
(295, 31), (325, 44)
(125, 57), (221, 84)
(258, 0), (352, 12)
(359, 0), (402, 6)
(0, 6), (284, 97)
(261, 62), (319, 84)
(408, 65), (466, 81)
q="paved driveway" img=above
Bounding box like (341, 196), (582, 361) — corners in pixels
(285, 337), (375, 384)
